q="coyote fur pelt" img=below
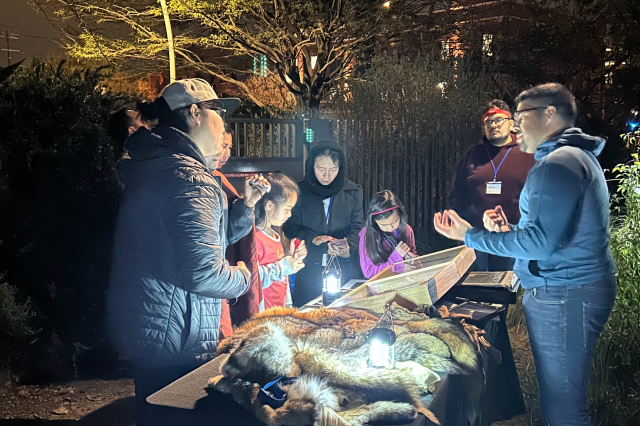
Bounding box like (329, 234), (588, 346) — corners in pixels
(209, 304), (484, 426)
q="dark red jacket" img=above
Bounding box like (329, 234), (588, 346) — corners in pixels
(449, 135), (535, 228)
(213, 170), (262, 340)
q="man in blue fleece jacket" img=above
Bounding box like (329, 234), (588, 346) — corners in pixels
(434, 83), (616, 426)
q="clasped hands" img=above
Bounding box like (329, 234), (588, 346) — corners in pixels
(312, 235), (350, 258)
(433, 205), (510, 241)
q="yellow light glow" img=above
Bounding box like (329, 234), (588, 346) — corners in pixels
(383, 1), (391, 8)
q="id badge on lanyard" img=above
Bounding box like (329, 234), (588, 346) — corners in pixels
(485, 145), (512, 196)
(322, 197), (332, 266)
(486, 180), (503, 195)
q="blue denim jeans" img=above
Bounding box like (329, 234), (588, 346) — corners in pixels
(522, 279), (616, 426)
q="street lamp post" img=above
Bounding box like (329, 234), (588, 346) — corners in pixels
(159, 0), (176, 82)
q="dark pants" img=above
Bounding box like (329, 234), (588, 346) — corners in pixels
(522, 279), (616, 425)
(130, 364), (196, 426)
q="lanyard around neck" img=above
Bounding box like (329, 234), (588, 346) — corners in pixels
(484, 145), (513, 181)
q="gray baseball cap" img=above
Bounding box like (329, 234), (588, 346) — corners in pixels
(160, 78), (240, 116)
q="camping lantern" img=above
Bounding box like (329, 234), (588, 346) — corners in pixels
(368, 304), (396, 369)
(322, 254), (342, 306)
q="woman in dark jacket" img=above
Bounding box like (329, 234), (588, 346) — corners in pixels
(283, 140), (364, 306)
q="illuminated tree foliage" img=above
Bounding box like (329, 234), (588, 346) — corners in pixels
(35, 0), (434, 109)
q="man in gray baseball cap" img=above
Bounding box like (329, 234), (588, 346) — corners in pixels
(105, 78), (262, 425)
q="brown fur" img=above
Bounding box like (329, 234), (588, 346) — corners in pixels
(211, 304), (485, 425)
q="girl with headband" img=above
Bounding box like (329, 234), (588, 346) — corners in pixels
(359, 190), (417, 279)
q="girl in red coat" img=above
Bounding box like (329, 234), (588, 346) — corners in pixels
(254, 174), (307, 310)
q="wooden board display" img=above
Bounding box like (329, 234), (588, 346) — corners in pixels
(459, 271), (519, 290)
(330, 246), (476, 309)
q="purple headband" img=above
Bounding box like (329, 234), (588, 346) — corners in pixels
(372, 206), (399, 216)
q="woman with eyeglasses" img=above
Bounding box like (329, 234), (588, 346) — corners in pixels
(448, 99), (536, 271)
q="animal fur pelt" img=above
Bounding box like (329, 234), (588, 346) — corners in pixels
(210, 304), (485, 426)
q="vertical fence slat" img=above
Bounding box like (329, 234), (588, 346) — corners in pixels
(243, 122), (248, 156)
(402, 120), (408, 210)
(373, 120), (378, 194)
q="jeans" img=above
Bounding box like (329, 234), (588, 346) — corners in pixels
(522, 279), (616, 426)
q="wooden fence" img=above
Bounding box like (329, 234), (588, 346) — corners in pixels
(226, 117), (480, 250)
(226, 118), (304, 158)
(331, 119), (480, 250)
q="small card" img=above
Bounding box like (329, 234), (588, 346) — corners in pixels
(322, 253), (328, 266)
(486, 181), (502, 195)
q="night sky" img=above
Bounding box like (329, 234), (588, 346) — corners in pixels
(0, 0), (63, 67)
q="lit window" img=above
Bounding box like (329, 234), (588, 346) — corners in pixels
(253, 54), (267, 77)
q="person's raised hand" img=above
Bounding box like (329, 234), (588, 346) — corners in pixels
(243, 174), (270, 208)
(483, 205), (510, 232)
(433, 210), (472, 241)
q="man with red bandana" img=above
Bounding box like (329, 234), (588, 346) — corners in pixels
(449, 100), (535, 271)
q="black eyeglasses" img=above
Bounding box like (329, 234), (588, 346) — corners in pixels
(483, 117), (508, 127)
(210, 107), (227, 120)
(514, 106), (550, 119)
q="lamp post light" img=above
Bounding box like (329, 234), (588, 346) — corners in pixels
(159, 0), (176, 82)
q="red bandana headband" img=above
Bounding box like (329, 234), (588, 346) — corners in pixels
(482, 108), (512, 122)
(372, 206), (399, 216)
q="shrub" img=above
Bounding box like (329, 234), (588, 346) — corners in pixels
(0, 59), (133, 381)
(0, 280), (36, 378)
(588, 152), (640, 425)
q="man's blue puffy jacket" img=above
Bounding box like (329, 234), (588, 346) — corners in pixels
(106, 126), (251, 368)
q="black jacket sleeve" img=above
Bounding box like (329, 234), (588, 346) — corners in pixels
(449, 149), (471, 214)
(346, 188), (364, 258)
(282, 196), (320, 243)
(227, 198), (255, 245)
